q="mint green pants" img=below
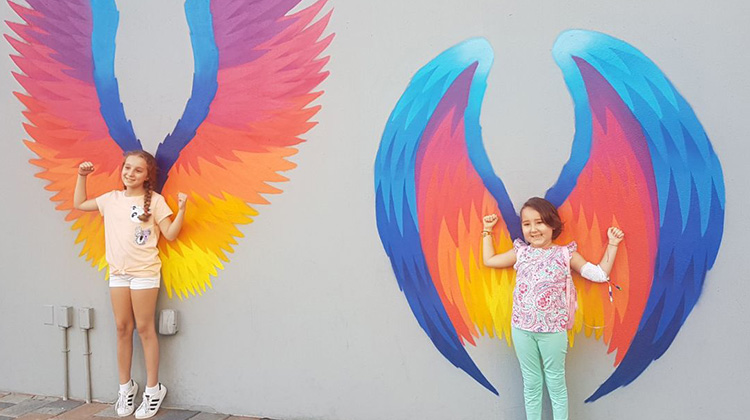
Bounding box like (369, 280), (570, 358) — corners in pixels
(511, 327), (569, 420)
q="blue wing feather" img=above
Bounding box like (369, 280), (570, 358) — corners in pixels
(154, 0), (219, 190)
(91, 0), (139, 152)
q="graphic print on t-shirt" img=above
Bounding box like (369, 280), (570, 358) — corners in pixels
(134, 226), (151, 246)
(130, 205), (145, 222)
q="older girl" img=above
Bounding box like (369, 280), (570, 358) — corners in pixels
(74, 151), (186, 419)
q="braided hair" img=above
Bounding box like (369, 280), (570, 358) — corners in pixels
(122, 150), (158, 222)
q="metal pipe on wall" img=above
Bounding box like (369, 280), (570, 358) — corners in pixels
(57, 306), (73, 401)
(79, 307), (94, 404)
(60, 327), (69, 401)
(82, 328), (91, 403)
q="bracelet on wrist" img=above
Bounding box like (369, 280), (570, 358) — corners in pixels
(608, 243), (619, 247)
(482, 231), (492, 237)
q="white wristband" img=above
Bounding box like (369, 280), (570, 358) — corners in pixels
(580, 262), (609, 283)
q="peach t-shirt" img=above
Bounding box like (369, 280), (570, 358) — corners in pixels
(96, 190), (173, 278)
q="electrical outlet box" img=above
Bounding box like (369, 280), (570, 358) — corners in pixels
(57, 306), (73, 328)
(78, 307), (93, 329)
(43, 305), (54, 326)
(158, 309), (178, 335)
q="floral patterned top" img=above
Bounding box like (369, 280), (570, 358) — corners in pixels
(511, 239), (577, 333)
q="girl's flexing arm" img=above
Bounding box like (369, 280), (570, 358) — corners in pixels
(481, 214), (517, 268)
(597, 227), (625, 274)
(570, 227), (625, 279)
(73, 162), (98, 211)
(159, 193), (187, 241)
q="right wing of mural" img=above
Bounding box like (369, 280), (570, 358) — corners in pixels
(546, 29), (725, 402)
(154, 0), (333, 298)
(375, 38), (520, 395)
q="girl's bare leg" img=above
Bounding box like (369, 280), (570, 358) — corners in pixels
(110, 288), (135, 385)
(132, 288), (160, 387)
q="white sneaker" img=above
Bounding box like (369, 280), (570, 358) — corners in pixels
(115, 380), (138, 417)
(134, 383), (167, 419)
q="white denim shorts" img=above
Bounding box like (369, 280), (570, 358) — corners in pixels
(108, 274), (160, 290)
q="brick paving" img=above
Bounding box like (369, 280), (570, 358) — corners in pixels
(0, 394), (266, 420)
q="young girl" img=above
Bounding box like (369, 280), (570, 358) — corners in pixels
(482, 197), (624, 420)
(73, 151), (186, 419)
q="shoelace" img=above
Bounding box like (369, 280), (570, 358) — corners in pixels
(116, 390), (128, 410)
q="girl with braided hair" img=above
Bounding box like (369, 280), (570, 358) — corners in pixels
(74, 150), (186, 419)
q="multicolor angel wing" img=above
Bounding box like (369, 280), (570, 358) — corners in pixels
(375, 38), (520, 395)
(154, 0), (333, 298)
(546, 30), (724, 401)
(374, 32), (725, 399)
(6, 0), (141, 271)
(8, 0), (333, 298)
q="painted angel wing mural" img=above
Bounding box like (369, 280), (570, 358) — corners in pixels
(374, 31), (724, 401)
(8, 0), (333, 298)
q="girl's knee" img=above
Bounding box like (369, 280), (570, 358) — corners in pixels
(115, 322), (134, 337)
(545, 375), (568, 397)
(523, 379), (544, 396)
(136, 323), (156, 340)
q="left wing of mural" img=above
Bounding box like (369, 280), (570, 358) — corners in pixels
(6, 0), (140, 271)
(375, 39), (520, 395)
(8, 0), (333, 299)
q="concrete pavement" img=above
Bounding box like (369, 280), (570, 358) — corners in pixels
(0, 392), (269, 420)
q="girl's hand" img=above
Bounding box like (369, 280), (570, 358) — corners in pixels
(607, 227), (625, 246)
(483, 214), (498, 230)
(177, 192), (188, 210)
(78, 161), (94, 176)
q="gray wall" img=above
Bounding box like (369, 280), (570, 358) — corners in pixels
(1, 0), (748, 419)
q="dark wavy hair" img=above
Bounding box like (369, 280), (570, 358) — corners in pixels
(520, 197), (563, 239)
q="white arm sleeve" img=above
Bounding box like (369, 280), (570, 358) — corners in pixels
(580, 262), (609, 283)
